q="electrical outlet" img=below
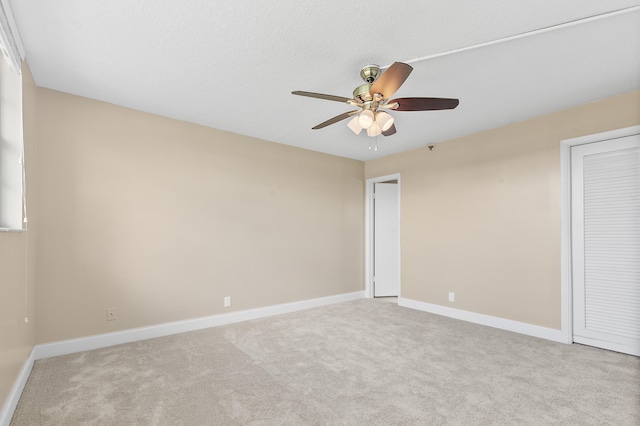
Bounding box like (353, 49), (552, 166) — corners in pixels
(224, 296), (231, 308)
(107, 308), (116, 321)
(448, 292), (455, 302)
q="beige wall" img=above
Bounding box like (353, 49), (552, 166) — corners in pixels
(35, 88), (364, 344)
(366, 90), (640, 329)
(3, 77), (637, 409)
(0, 62), (37, 407)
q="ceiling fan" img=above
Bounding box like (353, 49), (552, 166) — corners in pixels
(292, 62), (459, 137)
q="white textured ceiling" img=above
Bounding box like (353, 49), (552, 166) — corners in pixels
(8, 1), (640, 161)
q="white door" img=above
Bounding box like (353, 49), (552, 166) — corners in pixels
(374, 182), (400, 297)
(571, 134), (640, 356)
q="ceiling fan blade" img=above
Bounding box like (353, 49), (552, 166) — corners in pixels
(369, 62), (413, 99)
(292, 91), (353, 103)
(311, 110), (359, 130)
(382, 123), (396, 137)
(390, 97), (459, 111)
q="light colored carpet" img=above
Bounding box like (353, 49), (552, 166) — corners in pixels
(11, 299), (640, 425)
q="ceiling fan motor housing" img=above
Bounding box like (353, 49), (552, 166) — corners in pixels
(353, 83), (373, 101)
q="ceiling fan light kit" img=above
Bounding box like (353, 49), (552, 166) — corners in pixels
(358, 109), (375, 129)
(376, 111), (394, 132)
(347, 116), (362, 135)
(366, 122), (382, 137)
(348, 111), (394, 137)
(292, 62), (459, 138)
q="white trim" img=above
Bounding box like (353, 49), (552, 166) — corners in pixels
(0, 349), (34, 426)
(560, 125), (640, 345)
(34, 291), (364, 360)
(365, 173), (401, 299)
(573, 336), (640, 357)
(0, 0), (23, 73)
(392, 6), (640, 68)
(0, 0), (23, 59)
(399, 297), (563, 342)
(0, 228), (26, 232)
(559, 137), (573, 344)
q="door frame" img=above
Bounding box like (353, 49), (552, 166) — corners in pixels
(559, 125), (640, 344)
(365, 173), (401, 299)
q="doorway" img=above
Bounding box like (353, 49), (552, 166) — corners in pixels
(561, 126), (640, 356)
(366, 173), (401, 299)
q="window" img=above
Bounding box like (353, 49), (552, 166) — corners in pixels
(0, 0), (24, 230)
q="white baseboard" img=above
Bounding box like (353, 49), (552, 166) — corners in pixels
(398, 297), (563, 342)
(34, 291), (364, 360)
(0, 349), (35, 426)
(573, 335), (640, 357)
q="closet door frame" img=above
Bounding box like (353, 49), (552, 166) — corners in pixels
(560, 125), (640, 345)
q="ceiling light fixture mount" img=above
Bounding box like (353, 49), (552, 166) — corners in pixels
(359, 64), (381, 84)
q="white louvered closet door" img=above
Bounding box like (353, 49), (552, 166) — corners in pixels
(571, 134), (640, 356)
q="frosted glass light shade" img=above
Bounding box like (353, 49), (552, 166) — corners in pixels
(366, 121), (382, 137)
(376, 111), (394, 132)
(347, 116), (362, 134)
(358, 110), (374, 129)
